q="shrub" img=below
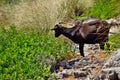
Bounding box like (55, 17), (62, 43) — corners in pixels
(0, 25), (71, 79)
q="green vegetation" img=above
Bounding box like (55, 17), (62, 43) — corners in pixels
(0, 25), (71, 79)
(0, 0), (120, 79)
(90, 0), (120, 19)
(59, 0), (94, 21)
(81, 0), (120, 19)
(109, 33), (120, 50)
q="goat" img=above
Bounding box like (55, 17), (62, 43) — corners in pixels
(51, 20), (111, 57)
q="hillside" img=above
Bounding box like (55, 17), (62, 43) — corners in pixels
(0, 0), (120, 79)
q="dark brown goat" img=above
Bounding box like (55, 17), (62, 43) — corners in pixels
(51, 20), (111, 57)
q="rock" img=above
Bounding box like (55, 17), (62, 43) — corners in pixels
(60, 60), (72, 69)
(102, 67), (120, 72)
(74, 62), (81, 68)
(118, 71), (120, 80)
(56, 72), (63, 79)
(99, 72), (106, 79)
(94, 76), (100, 80)
(54, 49), (120, 80)
(83, 66), (90, 70)
(107, 70), (119, 80)
(87, 59), (93, 64)
(82, 60), (87, 63)
(113, 50), (120, 58)
(62, 73), (69, 78)
(103, 62), (111, 68)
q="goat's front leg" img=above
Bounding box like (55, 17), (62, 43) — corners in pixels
(79, 44), (84, 57)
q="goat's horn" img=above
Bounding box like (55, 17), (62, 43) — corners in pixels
(58, 22), (65, 24)
(51, 28), (55, 30)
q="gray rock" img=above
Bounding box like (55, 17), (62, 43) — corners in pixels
(60, 60), (72, 69)
(115, 50), (120, 58)
(74, 71), (87, 78)
(118, 71), (120, 80)
(107, 70), (119, 80)
(99, 71), (107, 79)
(87, 60), (93, 64)
(94, 76), (100, 80)
(55, 49), (120, 80)
(65, 69), (74, 75)
(56, 72), (63, 79)
(62, 73), (69, 78)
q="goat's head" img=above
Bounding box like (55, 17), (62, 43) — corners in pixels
(73, 20), (82, 27)
(51, 23), (63, 37)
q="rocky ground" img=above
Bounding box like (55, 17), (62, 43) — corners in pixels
(48, 17), (120, 80)
(49, 44), (120, 80)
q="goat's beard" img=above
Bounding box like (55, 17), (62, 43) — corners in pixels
(55, 33), (61, 37)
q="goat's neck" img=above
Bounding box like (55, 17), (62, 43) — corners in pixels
(62, 27), (78, 41)
(60, 26), (82, 43)
(61, 26), (76, 39)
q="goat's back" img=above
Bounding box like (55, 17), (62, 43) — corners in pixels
(77, 20), (111, 44)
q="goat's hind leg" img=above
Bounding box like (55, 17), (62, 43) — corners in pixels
(100, 43), (105, 50)
(100, 37), (109, 50)
(100, 42), (110, 50)
(79, 44), (84, 57)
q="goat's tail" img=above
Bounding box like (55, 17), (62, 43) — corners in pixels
(106, 17), (120, 27)
(106, 17), (120, 34)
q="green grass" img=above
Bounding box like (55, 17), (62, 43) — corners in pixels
(109, 33), (120, 50)
(78, 0), (120, 20)
(0, 25), (71, 79)
(90, 0), (119, 19)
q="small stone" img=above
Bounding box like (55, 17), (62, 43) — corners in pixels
(82, 57), (90, 61)
(62, 69), (74, 76)
(93, 61), (98, 64)
(62, 73), (69, 78)
(94, 76), (100, 80)
(60, 60), (72, 69)
(87, 60), (93, 64)
(113, 61), (118, 66)
(66, 69), (73, 75)
(74, 62), (81, 68)
(59, 66), (64, 72)
(62, 69), (67, 74)
(103, 62), (109, 68)
(83, 66), (90, 70)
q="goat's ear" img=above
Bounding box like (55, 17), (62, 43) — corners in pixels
(51, 23), (62, 30)
(74, 20), (82, 27)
